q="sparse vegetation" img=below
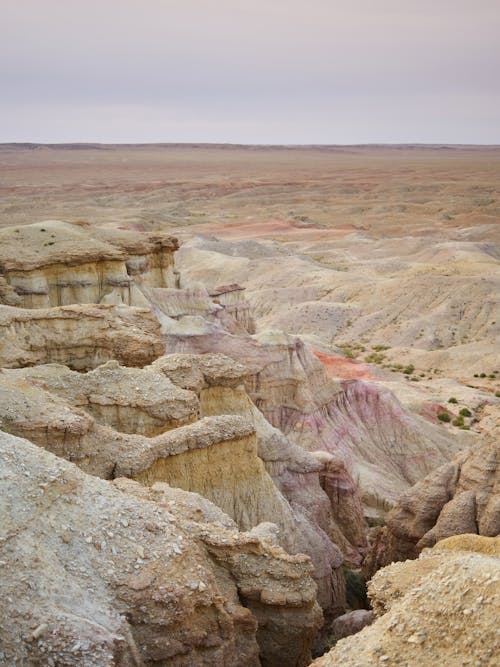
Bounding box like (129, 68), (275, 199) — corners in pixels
(338, 343), (366, 359)
(459, 407), (472, 417)
(437, 412), (451, 423)
(365, 352), (386, 364)
(343, 567), (369, 610)
(448, 397), (458, 404)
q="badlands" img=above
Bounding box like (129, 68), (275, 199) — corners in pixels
(0, 144), (498, 666)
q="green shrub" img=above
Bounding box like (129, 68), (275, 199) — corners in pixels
(452, 416), (464, 427)
(372, 345), (391, 351)
(437, 412), (451, 423)
(496, 391), (500, 398)
(459, 407), (472, 417)
(410, 376), (419, 382)
(448, 397), (458, 404)
(480, 373), (487, 378)
(343, 567), (369, 610)
(365, 352), (386, 364)
(403, 364), (415, 375)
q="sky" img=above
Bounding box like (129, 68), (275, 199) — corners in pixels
(1, 0), (499, 144)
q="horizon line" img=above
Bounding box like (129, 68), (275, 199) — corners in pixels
(2, 141), (500, 150)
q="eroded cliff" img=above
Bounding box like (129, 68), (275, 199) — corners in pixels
(0, 431), (321, 667)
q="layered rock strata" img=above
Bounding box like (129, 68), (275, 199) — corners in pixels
(0, 218), (477, 658)
(364, 433), (499, 575)
(114, 478), (323, 667)
(162, 314), (466, 515)
(0, 220), (178, 308)
(0, 360), (346, 616)
(209, 284), (256, 334)
(0, 303), (164, 370)
(0, 431), (321, 666)
(153, 353), (365, 566)
(0, 220), (466, 521)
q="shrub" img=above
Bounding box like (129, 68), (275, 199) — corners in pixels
(480, 373), (487, 378)
(437, 412), (451, 423)
(343, 567), (369, 610)
(448, 397), (458, 404)
(452, 416), (464, 427)
(496, 391), (500, 398)
(365, 352), (386, 364)
(403, 364), (415, 375)
(459, 407), (472, 417)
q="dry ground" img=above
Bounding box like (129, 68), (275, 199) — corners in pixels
(1, 143), (499, 425)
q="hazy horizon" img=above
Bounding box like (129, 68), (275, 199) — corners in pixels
(3, 142), (500, 148)
(2, 0), (499, 144)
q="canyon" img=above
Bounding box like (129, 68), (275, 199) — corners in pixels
(0, 144), (498, 666)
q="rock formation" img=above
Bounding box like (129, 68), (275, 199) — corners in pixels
(1, 218), (489, 665)
(161, 302), (467, 515)
(0, 431), (321, 666)
(312, 535), (500, 667)
(0, 220), (178, 308)
(364, 430), (499, 575)
(0, 220), (467, 521)
(0, 358), (346, 617)
(0, 303), (164, 370)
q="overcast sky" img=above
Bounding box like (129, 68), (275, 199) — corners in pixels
(1, 0), (499, 144)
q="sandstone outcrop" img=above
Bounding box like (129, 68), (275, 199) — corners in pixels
(0, 220), (178, 308)
(0, 303), (164, 370)
(312, 535), (500, 667)
(0, 431), (321, 666)
(0, 360), (346, 617)
(209, 284), (256, 334)
(113, 478), (323, 667)
(153, 353), (365, 567)
(10, 360), (199, 436)
(364, 433), (499, 574)
(162, 307), (465, 516)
